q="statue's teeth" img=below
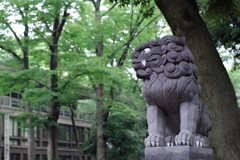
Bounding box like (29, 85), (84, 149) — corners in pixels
(196, 141), (199, 147)
(141, 60), (146, 66)
(200, 142), (203, 147)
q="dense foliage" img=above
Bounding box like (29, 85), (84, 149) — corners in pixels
(0, 0), (166, 159)
(0, 0), (239, 159)
(198, 0), (240, 70)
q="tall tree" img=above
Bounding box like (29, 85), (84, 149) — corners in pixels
(81, 76), (147, 160)
(89, 2), (160, 160)
(68, 1), (162, 159)
(0, 2), (36, 159)
(92, 1), (106, 159)
(0, 1), (163, 160)
(0, 1), (82, 159)
(46, 1), (71, 159)
(153, 0), (240, 159)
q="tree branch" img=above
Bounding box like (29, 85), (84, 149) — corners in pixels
(29, 79), (49, 89)
(51, 9), (70, 48)
(117, 46), (130, 67)
(7, 24), (24, 47)
(69, 104), (83, 160)
(73, 41), (81, 54)
(90, 0), (97, 10)
(117, 15), (160, 66)
(43, 20), (52, 32)
(6, 21), (29, 69)
(135, 15), (161, 37)
(102, 2), (118, 16)
(60, 73), (86, 94)
(0, 45), (22, 63)
(51, 12), (60, 45)
(38, 11), (52, 32)
(22, 6), (30, 69)
(88, 75), (97, 92)
(130, 6), (155, 36)
(130, 3), (134, 32)
(56, 11), (70, 42)
(17, 6), (25, 18)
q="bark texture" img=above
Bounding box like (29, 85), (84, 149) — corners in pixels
(47, 42), (60, 160)
(47, 100), (59, 160)
(154, 0), (240, 159)
(22, 7), (36, 159)
(70, 105), (83, 160)
(47, 32), (60, 160)
(93, 1), (108, 160)
(47, 122), (58, 160)
(47, 8), (69, 160)
(25, 102), (36, 160)
(95, 84), (107, 160)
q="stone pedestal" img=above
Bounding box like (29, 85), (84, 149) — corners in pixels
(145, 146), (213, 160)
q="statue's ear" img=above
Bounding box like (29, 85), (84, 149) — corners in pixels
(132, 51), (139, 59)
(165, 37), (185, 46)
(135, 42), (150, 52)
(161, 35), (185, 46)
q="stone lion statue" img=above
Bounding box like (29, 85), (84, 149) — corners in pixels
(132, 35), (212, 148)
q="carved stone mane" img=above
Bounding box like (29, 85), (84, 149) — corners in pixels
(132, 35), (212, 148)
(132, 36), (196, 79)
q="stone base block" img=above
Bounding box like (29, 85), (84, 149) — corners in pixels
(145, 146), (213, 160)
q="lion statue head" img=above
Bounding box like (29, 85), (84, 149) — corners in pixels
(132, 35), (197, 81)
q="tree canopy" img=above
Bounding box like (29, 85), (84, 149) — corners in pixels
(198, 0), (240, 70)
(0, 0), (239, 160)
(0, 0), (165, 159)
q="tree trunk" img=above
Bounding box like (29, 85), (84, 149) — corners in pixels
(70, 105), (83, 160)
(47, 97), (59, 160)
(154, 0), (240, 159)
(25, 102), (36, 160)
(47, 7), (68, 158)
(48, 44), (60, 160)
(21, 8), (37, 159)
(92, 1), (108, 160)
(95, 84), (108, 160)
(47, 121), (58, 160)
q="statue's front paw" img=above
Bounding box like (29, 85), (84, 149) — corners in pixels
(175, 132), (209, 147)
(175, 132), (194, 146)
(166, 136), (175, 147)
(144, 135), (166, 147)
(193, 136), (209, 147)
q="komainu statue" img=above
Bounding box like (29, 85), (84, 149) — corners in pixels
(132, 35), (212, 148)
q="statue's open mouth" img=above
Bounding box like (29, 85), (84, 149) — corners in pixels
(136, 68), (152, 79)
(132, 59), (148, 70)
(132, 58), (152, 79)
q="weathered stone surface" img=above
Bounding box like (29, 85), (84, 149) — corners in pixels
(145, 146), (213, 160)
(131, 35), (212, 148)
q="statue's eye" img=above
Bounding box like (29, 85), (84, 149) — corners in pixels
(141, 48), (151, 54)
